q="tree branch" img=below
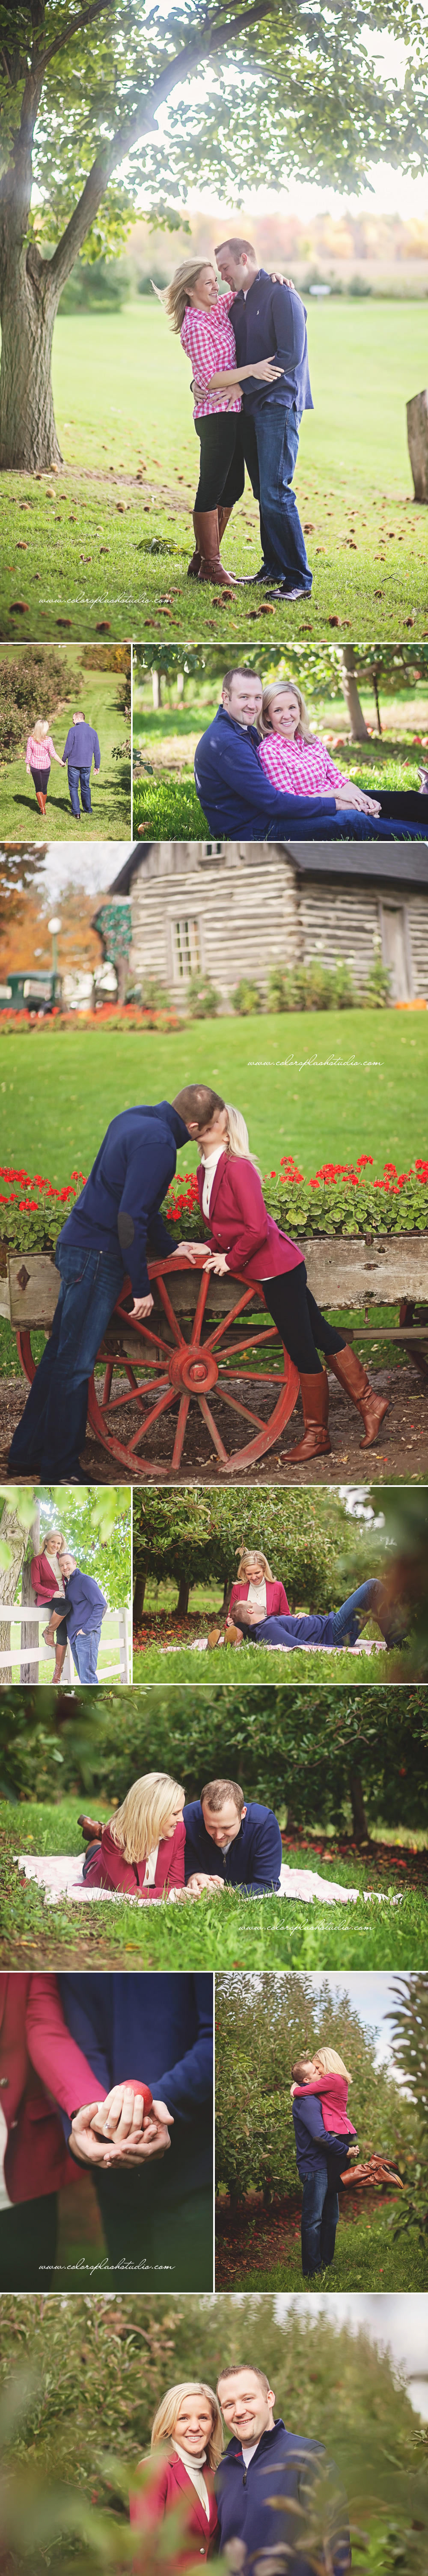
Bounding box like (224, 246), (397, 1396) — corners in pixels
(48, 0), (273, 290)
(42, 0), (121, 71)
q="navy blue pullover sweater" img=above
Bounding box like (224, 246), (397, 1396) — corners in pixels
(214, 2419), (350, 2576)
(229, 272), (313, 417)
(194, 706), (336, 840)
(292, 2093), (354, 2175)
(245, 1611), (336, 1650)
(62, 1569), (107, 1642)
(62, 722), (101, 769)
(57, 1972), (213, 2203)
(59, 1101), (188, 1296)
(183, 1799), (282, 1895)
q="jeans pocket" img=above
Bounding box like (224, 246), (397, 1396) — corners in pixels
(57, 1248), (92, 1287)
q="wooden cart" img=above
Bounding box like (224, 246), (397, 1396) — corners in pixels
(3, 1237), (428, 1478)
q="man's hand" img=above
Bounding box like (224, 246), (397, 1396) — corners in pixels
(128, 1292), (155, 1320)
(334, 786), (381, 816)
(69, 2092), (172, 2167)
(186, 1871), (225, 1896)
(94, 767), (100, 777)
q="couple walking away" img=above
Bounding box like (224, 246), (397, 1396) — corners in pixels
(9, 1085), (388, 1484)
(194, 668), (428, 841)
(0, 1973), (213, 2293)
(159, 234), (313, 597)
(131, 2365), (351, 2576)
(25, 710), (101, 818)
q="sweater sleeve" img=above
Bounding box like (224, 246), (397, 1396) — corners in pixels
(92, 732), (101, 767)
(25, 1973), (107, 2114)
(238, 1810), (282, 1895)
(117, 1136), (179, 1295)
(276, 1582), (290, 1615)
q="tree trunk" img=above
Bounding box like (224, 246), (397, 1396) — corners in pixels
(340, 648), (370, 741)
(116, 955), (128, 1006)
(133, 1572), (146, 1622)
(176, 1574), (190, 1618)
(0, 251), (62, 472)
(349, 1770), (371, 1845)
(152, 671), (161, 710)
(407, 391), (428, 503)
(20, 1501), (40, 1686)
(0, 1503), (29, 1685)
(221, 1580), (231, 1615)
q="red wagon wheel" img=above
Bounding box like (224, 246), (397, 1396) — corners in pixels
(16, 1330), (39, 1385)
(86, 1255), (300, 1476)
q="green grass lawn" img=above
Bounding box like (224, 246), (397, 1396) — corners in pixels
(1, 301), (427, 640)
(1, 1798), (426, 1969)
(0, 663), (131, 839)
(219, 2211), (428, 2293)
(132, 1639), (393, 1686)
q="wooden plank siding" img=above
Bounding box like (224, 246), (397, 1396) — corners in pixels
(128, 842), (428, 1005)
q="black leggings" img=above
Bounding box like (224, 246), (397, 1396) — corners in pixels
(261, 1261), (347, 1376)
(46, 1593), (67, 1643)
(30, 765), (50, 795)
(194, 412), (245, 510)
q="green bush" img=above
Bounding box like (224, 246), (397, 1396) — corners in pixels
(186, 972), (220, 1018)
(232, 977), (263, 1015)
(59, 257), (131, 312)
(268, 959), (360, 1012)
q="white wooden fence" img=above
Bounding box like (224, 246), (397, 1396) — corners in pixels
(0, 1605), (131, 1684)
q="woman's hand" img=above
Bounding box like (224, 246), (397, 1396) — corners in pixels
(251, 358), (283, 382)
(202, 1252), (229, 1276)
(334, 785), (381, 815)
(173, 1240), (207, 1262)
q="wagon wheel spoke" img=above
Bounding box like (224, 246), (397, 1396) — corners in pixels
(196, 1395), (229, 1464)
(191, 1267), (211, 1341)
(214, 1386), (274, 1431)
(127, 1383), (180, 1454)
(220, 1368), (286, 1385)
(156, 1276), (187, 1346)
(95, 1377), (169, 1416)
(171, 1394), (190, 1469)
(115, 1304), (172, 1361)
(102, 1361), (114, 1403)
(210, 1329), (278, 1364)
(202, 1287), (260, 1352)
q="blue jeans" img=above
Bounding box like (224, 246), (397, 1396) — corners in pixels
(68, 764), (92, 815)
(241, 399), (312, 591)
(71, 1624), (102, 1684)
(266, 812), (426, 840)
(9, 1242), (125, 1479)
(331, 1579), (388, 1648)
(300, 2163), (340, 2275)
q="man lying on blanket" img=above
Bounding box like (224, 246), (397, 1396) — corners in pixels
(228, 1578), (399, 1652)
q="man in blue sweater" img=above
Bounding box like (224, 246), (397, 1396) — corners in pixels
(291, 2079), (358, 2276)
(232, 1576), (394, 1653)
(62, 710), (101, 818)
(9, 1083), (224, 1481)
(183, 1779), (282, 1898)
(194, 669), (424, 843)
(215, 236), (313, 599)
(42, 1550), (107, 1684)
(215, 2364), (351, 2575)
(58, 1971), (213, 2290)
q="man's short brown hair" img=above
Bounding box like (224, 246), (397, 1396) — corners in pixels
(217, 2366), (271, 2397)
(291, 2059), (315, 2084)
(222, 667), (262, 695)
(215, 238), (256, 260)
(201, 1779), (245, 1814)
(172, 1086), (225, 1129)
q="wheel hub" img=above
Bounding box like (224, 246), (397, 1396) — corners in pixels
(168, 1344), (219, 1394)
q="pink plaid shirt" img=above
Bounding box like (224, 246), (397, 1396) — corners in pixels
(181, 292), (241, 417)
(258, 731), (350, 797)
(26, 734), (57, 770)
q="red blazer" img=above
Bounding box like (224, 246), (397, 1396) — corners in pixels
(30, 1550), (62, 1605)
(130, 2449), (218, 2567)
(229, 1578), (290, 1617)
(0, 1973), (107, 2204)
(197, 1153), (303, 1281)
(83, 1817), (186, 1898)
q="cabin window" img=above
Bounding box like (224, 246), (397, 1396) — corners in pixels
(173, 916), (201, 979)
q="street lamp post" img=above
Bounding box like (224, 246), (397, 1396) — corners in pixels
(48, 914), (61, 984)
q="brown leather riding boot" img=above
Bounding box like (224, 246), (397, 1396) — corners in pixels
(36, 790), (45, 813)
(328, 1345), (389, 1448)
(193, 509), (236, 586)
(217, 504), (233, 545)
(287, 1369), (331, 1461)
(52, 1640), (67, 1683)
(187, 513), (202, 578)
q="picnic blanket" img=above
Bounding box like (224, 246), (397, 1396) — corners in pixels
(15, 1853), (392, 1908)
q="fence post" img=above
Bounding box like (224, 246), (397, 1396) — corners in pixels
(119, 1609), (130, 1684)
(20, 1502), (41, 1686)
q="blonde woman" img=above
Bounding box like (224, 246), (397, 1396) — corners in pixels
(258, 681), (381, 816)
(80, 1770), (186, 1898)
(175, 1098), (388, 1458)
(158, 257), (281, 585)
(130, 2380), (221, 2564)
(25, 718), (64, 815)
(228, 1545), (290, 1624)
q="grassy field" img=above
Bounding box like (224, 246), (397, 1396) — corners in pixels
(1, 1798), (426, 1970)
(1, 664), (131, 839)
(132, 1639), (394, 1686)
(1, 301), (427, 641)
(217, 2210), (427, 2293)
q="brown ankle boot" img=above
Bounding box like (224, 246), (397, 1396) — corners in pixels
(193, 509), (237, 587)
(328, 1345), (389, 1448)
(287, 1369), (331, 1461)
(187, 513), (202, 578)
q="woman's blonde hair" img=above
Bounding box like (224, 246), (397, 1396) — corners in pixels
(33, 719), (51, 743)
(151, 2382), (223, 2469)
(224, 1102), (261, 1173)
(260, 680), (313, 743)
(236, 1546), (273, 1581)
(314, 2047), (352, 2083)
(156, 259), (215, 334)
(109, 1771), (183, 1863)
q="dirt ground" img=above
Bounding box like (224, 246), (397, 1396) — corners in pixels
(215, 2182), (403, 2286)
(2, 1359), (428, 1485)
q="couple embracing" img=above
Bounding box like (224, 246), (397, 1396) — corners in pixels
(10, 1084), (388, 1480)
(159, 234), (312, 598)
